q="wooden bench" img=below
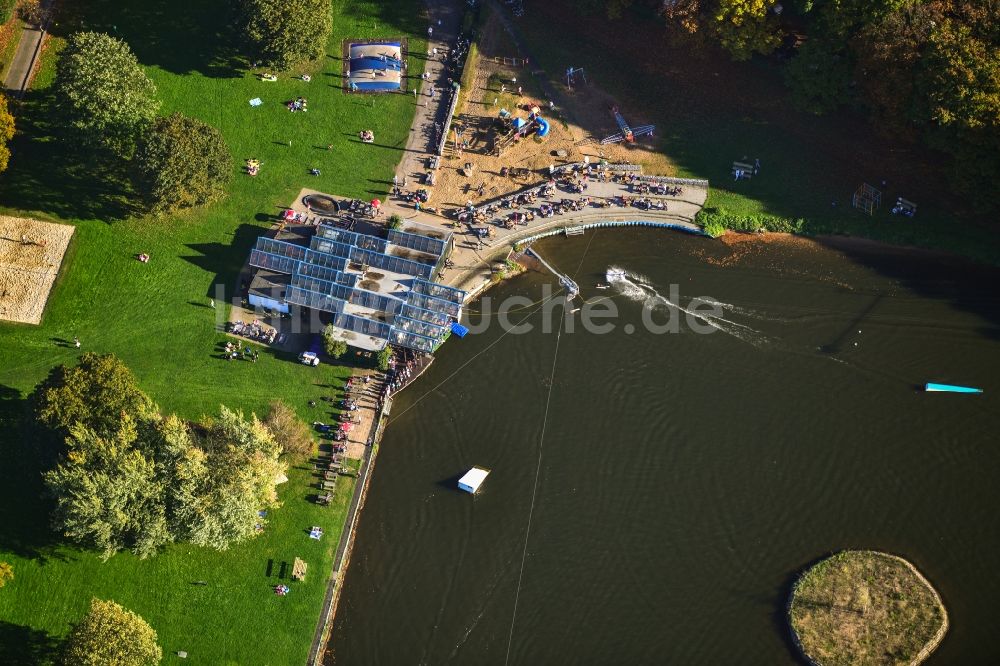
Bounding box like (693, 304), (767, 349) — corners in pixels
(732, 162), (754, 179)
(292, 558), (307, 581)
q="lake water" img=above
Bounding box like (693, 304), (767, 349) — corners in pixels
(329, 230), (1000, 664)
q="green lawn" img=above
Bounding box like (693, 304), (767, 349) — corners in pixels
(0, 0), (425, 662)
(513, 1), (1000, 264)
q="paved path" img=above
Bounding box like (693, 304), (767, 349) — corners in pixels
(395, 0), (464, 188)
(2, 2), (51, 96)
(367, 175), (709, 296)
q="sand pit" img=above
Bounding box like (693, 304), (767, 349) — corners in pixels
(0, 216), (74, 324)
(431, 8), (676, 209)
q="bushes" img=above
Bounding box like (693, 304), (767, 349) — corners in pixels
(696, 207), (806, 235)
(0, 0), (16, 24)
(265, 400), (315, 458)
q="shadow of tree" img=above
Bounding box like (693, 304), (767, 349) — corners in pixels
(0, 621), (61, 665)
(181, 223), (270, 298)
(0, 385), (64, 562)
(50, 0), (243, 78)
(0, 89), (135, 221)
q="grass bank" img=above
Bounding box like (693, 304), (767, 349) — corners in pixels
(789, 551), (948, 666)
(0, 0), (426, 662)
(505, 0), (1000, 264)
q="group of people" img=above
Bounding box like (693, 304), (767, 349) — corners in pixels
(287, 96), (308, 112)
(245, 158), (261, 176)
(223, 340), (259, 362)
(630, 181), (683, 197)
(227, 319), (277, 344)
(359, 129), (375, 143)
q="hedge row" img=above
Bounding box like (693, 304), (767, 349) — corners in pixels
(696, 207), (806, 237)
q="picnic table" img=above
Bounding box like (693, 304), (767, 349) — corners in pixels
(292, 558), (308, 581)
(322, 479), (336, 490)
(732, 161), (754, 179)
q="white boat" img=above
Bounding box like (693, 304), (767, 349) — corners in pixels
(595, 283), (609, 289)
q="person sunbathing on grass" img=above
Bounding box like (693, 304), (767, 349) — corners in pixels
(260, 73), (277, 82)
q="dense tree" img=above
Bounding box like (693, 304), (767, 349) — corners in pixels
(914, 7), (1000, 211)
(44, 415), (171, 559)
(63, 598), (162, 666)
(134, 112), (232, 214)
(240, 0), (333, 70)
(54, 32), (158, 157)
(264, 400), (315, 457)
(813, 0), (916, 40)
(168, 407), (283, 550)
(376, 346), (393, 372)
(0, 561), (12, 588)
(32, 353), (156, 438)
(40, 365), (284, 558)
(663, 0), (703, 32)
(784, 38), (855, 114)
(915, 13), (1000, 131)
(850, 2), (942, 130)
(712, 0), (782, 60)
(0, 94), (13, 176)
(322, 324), (349, 359)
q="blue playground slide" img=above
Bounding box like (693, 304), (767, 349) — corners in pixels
(535, 117), (550, 137)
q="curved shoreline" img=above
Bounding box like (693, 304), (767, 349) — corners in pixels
(443, 211), (708, 296)
(788, 550), (949, 666)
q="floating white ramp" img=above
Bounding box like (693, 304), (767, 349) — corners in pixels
(458, 467), (490, 494)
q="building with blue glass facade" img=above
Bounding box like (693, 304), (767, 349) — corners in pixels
(246, 213), (464, 354)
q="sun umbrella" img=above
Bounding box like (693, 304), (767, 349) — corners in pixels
(371, 199), (381, 208)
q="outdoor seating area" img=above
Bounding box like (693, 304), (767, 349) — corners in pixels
(227, 319), (277, 344)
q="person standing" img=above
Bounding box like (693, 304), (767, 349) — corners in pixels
(73, 336), (81, 348)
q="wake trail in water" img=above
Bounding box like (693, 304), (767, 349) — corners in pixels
(606, 266), (773, 348)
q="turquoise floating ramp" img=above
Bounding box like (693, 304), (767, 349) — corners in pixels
(925, 383), (983, 394)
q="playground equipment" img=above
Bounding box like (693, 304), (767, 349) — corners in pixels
(601, 106), (654, 145)
(566, 67), (587, 88)
(852, 183), (882, 216)
(491, 112), (549, 155)
(535, 117), (550, 137)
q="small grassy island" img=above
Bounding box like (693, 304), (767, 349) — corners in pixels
(789, 551), (948, 666)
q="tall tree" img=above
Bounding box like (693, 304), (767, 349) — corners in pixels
(54, 32), (159, 157)
(322, 324), (349, 359)
(240, 0), (333, 70)
(265, 400), (315, 457)
(712, 0), (782, 60)
(63, 598), (162, 666)
(167, 407), (284, 550)
(914, 6), (1000, 211)
(134, 112), (232, 214)
(784, 38), (856, 114)
(0, 94), (14, 176)
(814, 0), (917, 40)
(44, 415), (170, 559)
(32, 353), (156, 438)
(850, 2), (942, 130)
